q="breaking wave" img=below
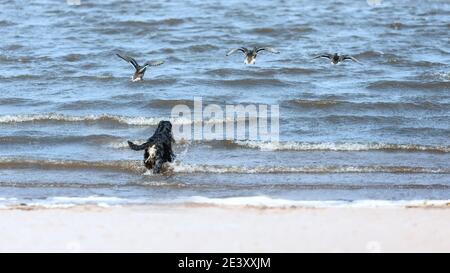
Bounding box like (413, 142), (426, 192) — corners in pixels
(233, 140), (450, 153)
(108, 139), (450, 153)
(179, 196), (450, 208)
(0, 113), (237, 126)
(1, 195), (449, 209)
(170, 163), (449, 174)
(1, 158), (447, 174)
(0, 158), (143, 173)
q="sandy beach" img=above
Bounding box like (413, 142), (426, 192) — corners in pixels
(1, 205), (449, 252)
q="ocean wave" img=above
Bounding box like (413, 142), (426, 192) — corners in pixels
(321, 114), (424, 124)
(109, 139), (450, 153)
(286, 99), (342, 108)
(2, 157), (445, 175)
(251, 27), (276, 34)
(93, 17), (186, 34)
(58, 98), (195, 111)
(418, 71), (450, 82)
(382, 55), (446, 67)
(0, 113), (185, 126)
(285, 99), (448, 111)
(205, 68), (247, 77)
(0, 134), (121, 146)
(1, 180), (447, 191)
(411, 60), (446, 68)
(0, 97), (48, 106)
(0, 74), (41, 80)
(276, 67), (316, 75)
(0, 20), (15, 27)
(2, 195), (448, 209)
(179, 196), (450, 208)
(249, 25), (315, 37)
(0, 181), (119, 189)
(385, 22), (411, 30)
(250, 183), (450, 190)
(144, 99), (195, 109)
(170, 163), (449, 174)
(0, 55), (10, 63)
(20, 196), (143, 208)
(3, 44), (24, 51)
(354, 50), (385, 58)
(0, 158), (143, 174)
(209, 78), (291, 87)
(233, 140), (450, 153)
(376, 126), (450, 135)
(367, 80), (450, 91)
(62, 53), (83, 62)
(119, 18), (186, 28)
(128, 181), (189, 188)
(57, 100), (122, 110)
(108, 139), (147, 149)
(205, 67), (314, 77)
(0, 113), (252, 126)
(184, 44), (219, 53)
(64, 75), (116, 81)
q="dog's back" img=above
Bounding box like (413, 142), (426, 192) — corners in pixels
(128, 120), (175, 173)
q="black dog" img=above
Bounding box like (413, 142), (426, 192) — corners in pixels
(128, 121), (175, 174)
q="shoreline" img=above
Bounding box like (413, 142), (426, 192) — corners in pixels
(1, 204), (449, 252)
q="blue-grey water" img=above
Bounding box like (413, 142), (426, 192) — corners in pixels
(0, 0), (449, 207)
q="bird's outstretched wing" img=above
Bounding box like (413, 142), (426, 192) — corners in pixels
(342, 55), (362, 64)
(139, 60), (164, 73)
(116, 53), (139, 69)
(312, 54), (332, 60)
(144, 60), (164, 67)
(226, 47), (248, 56)
(256, 47), (280, 54)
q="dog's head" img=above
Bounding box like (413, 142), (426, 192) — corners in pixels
(155, 120), (174, 142)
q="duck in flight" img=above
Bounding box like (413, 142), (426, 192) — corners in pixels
(116, 53), (164, 81)
(226, 47), (280, 65)
(312, 53), (361, 65)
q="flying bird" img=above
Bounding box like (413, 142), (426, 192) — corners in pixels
(116, 53), (164, 81)
(312, 53), (361, 65)
(226, 47), (279, 65)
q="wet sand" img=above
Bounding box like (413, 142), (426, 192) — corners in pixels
(1, 205), (449, 252)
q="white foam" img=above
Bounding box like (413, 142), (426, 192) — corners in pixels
(108, 139), (146, 149)
(24, 196), (145, 208)
(1, 195), (449, 209)
(234, 140), (450, 153)
(428, 71), (450, 82)
(0, 113), (244, 126)
(0, 195), (149, 208)
(180, 196), (450, 208)
(0, 197), (18, 208)
(169, 162), (448, 174)
(0, 113), (163, 125)
(109, 139), (450, 154)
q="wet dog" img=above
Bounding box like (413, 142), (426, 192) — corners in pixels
(127, 121), (175, 174)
